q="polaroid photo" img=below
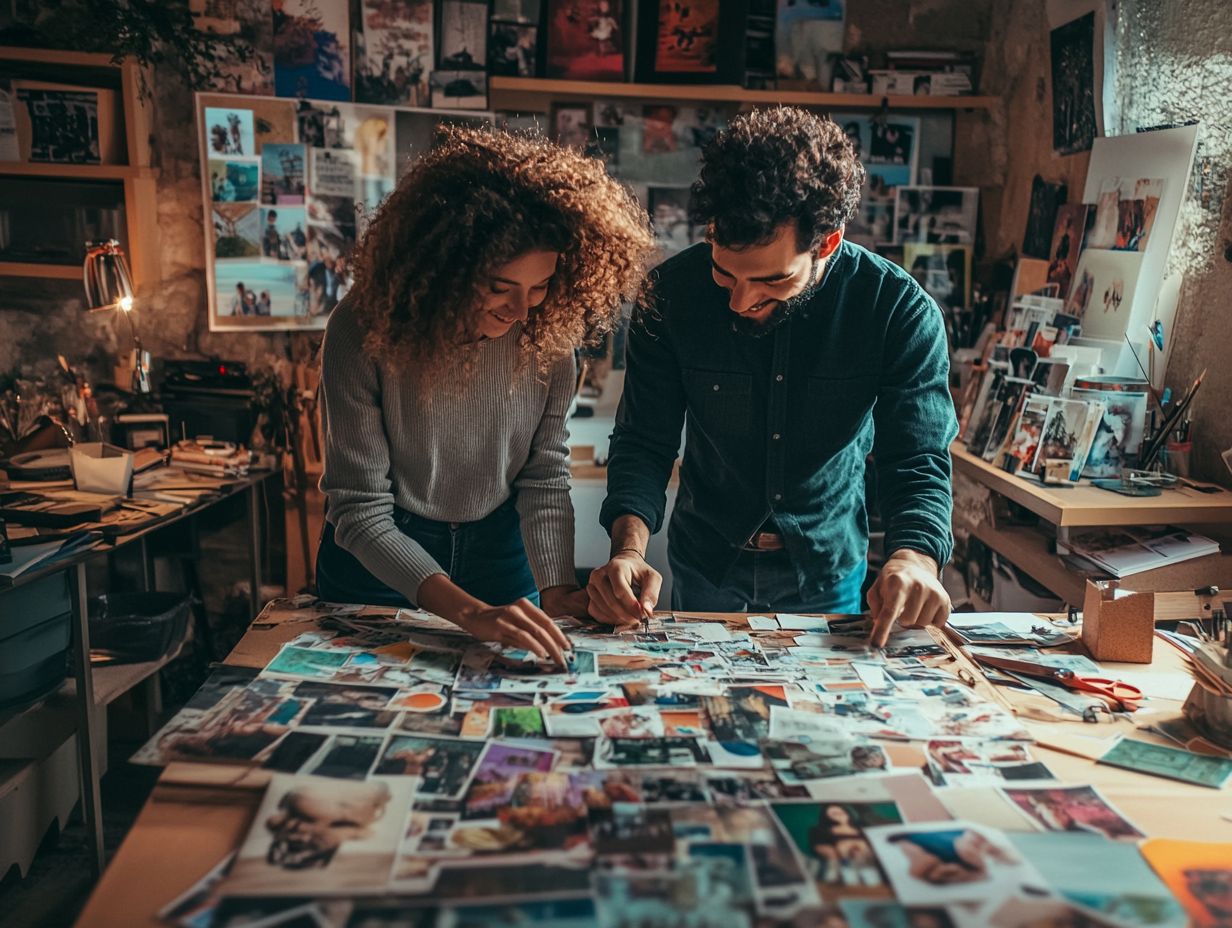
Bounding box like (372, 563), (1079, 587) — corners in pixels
(372, 735), (486, 796)
(864, 820), (1050, 906)
(998, 785), (1145, 840)
(224, 773), (414, 896)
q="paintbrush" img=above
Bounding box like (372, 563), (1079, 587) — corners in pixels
(1140, 368), (1205, 469)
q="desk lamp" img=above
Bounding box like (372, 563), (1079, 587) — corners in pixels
(83, 239), (150, 394)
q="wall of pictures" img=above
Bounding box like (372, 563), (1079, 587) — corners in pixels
(199, 92), (492, 331)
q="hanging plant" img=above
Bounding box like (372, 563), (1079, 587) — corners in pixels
(0, 0), (253, 94)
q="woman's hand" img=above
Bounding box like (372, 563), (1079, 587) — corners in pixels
(540, 585), (591, 619)
(453, 598), (572, 669)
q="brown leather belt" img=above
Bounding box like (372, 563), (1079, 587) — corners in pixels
(744, 531), (785, 552)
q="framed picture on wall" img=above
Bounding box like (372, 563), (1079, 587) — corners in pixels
(634, 0), (745, 83)
(545, 0), (625, 81)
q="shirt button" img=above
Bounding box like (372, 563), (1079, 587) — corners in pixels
(773, 493), (782, 501)
(772, 433), (781, 440)
(775, 374), (784, 382)
(713, 384), (720, 391)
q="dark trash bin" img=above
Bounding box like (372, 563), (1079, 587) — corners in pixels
(88, 592), (190, 666)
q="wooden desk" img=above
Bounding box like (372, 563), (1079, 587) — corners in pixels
(77, 608), (1231, 927)
(0, 469), (279, 878)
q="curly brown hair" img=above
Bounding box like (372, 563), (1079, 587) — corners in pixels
(346, 124), (654, 383)
(689, 107), (866, 251)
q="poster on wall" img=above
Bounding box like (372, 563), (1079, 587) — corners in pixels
(545, 0), (624, 81)
(191, 0), (274, 95)
(1045, 203), (1090, 299)
(1049, 11), (1097, 155)
(273, 0), (352, 101)
(355, 0), (435, 107)
(1063, 247), (1142, 342)
(200, 92), (494, 331)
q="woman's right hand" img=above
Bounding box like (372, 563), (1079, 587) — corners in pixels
(453, 598), (571, 669)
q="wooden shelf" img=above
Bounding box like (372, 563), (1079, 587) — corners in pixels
(0, 162), (150, 180)
(0, 46), (121, 69)
(490, 76), (998, 110)
(971, 520), (1232, 605)
(952, 442), (1232, 528)
(0, 261), (80, 279)
(62, 646), (183, 708)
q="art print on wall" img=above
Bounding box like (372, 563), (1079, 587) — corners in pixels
(1063, 247), (1142, 342)
(1050, 11), (1097, 155)
(547, 0), (625, 81)
(355, 0), (434, 107)
(1045, 203), (1090, 299)
(191, 0), (274, 95)
(273, 0), (352, 101)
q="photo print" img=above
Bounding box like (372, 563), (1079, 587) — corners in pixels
(208, 158), (261, 203)
(865, 820), (1050, 906)
(226, 774), (413, 895)
(647, 186), (704, 257)
(545, 0), (624, 81)
(775, 0), (844, 85)
(19, 89), (101, 164)
(1045, 203), (1090, 299)
(653, 0), (720, 74)
(771, 800), (903, 891)
(1087, 176), (1164, 251)
(894, 186), (979, 246)
(260, 207), (309, 262)
(999, 785), (1145, 840)
(430, 69), (489, 109)
(551, 102), (592, 149)
(1022, 175), (1067, 260)
(273, 0), (351, 101)
(1062, 247), (1142, 342)
(215, 260), (304, 319)
(204, 106), (256, 157)
(374, 735), (487, 795)
(904, 243), (971, 310)
(213, 203), (262, 259)
(489, 21), (539, 75)
(355, 0), (434, 106)
(190, 0), (274, 95)
(261, 143), (306, 205)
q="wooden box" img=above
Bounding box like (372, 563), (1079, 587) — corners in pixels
(1081, 579), (1155, 663)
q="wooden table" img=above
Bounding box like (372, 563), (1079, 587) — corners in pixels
(73, 605), (1232, 927)
(0, 469), (279, 878)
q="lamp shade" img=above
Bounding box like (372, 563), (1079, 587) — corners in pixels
(83, 239), (134, 313)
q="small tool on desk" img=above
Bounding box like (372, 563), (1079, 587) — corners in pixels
(640, 601), (654, 635)
(971, 654), (1144, 712)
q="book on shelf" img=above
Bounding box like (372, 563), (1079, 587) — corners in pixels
(1061, 526), (1221, 579)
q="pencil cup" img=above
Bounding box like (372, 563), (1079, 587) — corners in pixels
(1164, 441), (1192, 479)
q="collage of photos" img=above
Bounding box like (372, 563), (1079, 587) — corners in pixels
(203, 94), (485, 331)
(128, 598), (1211, 926)
(840, 116), (920, 250)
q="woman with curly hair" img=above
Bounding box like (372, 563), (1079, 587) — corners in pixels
(316, 125), (653, 664)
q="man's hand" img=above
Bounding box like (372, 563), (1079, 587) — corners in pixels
(866, 549), (951, 648)
(540, 585), (591, 619)
(587, 551), (662, 626)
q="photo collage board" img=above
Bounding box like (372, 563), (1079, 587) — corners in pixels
(137, 599), (1220, 928)
(199, 92), (493, 331)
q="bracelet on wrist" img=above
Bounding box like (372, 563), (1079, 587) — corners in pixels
(613, 547), (645, 560)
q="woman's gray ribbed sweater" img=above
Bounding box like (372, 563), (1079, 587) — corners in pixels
(318, 300), (577, 604)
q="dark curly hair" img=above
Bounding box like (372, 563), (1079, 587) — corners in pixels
(689, 107), (866, 251)
(347, 124), (654, 384)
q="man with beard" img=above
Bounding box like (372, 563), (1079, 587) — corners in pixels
(590, 107), (957, 647)
(265, 779), (391, 870)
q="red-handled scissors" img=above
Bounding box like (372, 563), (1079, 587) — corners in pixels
(971, 655), (1144, 712)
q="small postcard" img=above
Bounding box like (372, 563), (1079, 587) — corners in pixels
(1098, 737), (1232, 789)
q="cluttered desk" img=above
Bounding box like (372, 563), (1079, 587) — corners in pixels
(76, 597), (1232, 928)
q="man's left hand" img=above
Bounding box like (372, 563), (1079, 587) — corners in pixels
(867, 549), (951, 648)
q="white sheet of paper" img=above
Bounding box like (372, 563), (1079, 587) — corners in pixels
(776, 615), (831, 632)
(747, 616), (780, 630)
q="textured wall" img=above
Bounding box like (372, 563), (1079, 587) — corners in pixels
(1109, 0), (1232, 481)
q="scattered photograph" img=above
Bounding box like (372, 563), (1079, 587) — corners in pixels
(999, 785), (1145, 840)
(265, 644), (350, 679)
(294, 681), (399, 728)
(225, 774), (412, 895)
(215, 260), (303, 320)
(262, 731), (330, 773)
(305, 734), (384, 780)
(490, 706), (547, 738)
(772, 800), (903, 890)
(926, 739), (1055, 787)
(865, 820), (1050, 906)
(596, 737), (710, 768)
(1051, 11), (1098, 155)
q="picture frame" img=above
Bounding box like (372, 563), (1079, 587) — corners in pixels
(892, 185), (980, 246)
(545, 0), (626, 81)
(635, 0), (748, 84)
